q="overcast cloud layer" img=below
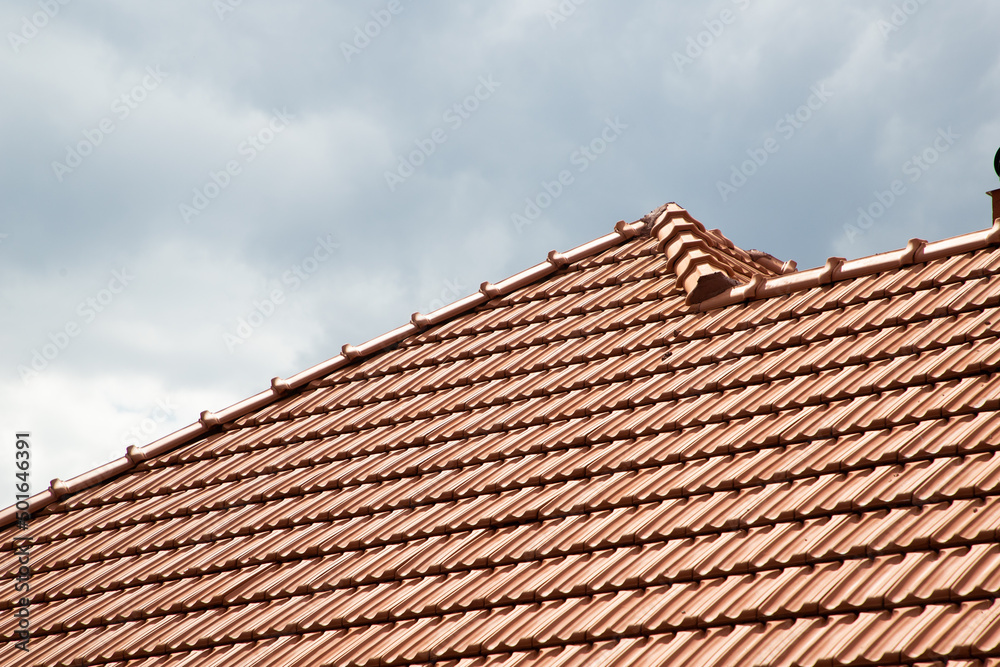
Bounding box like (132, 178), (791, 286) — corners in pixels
(2, 1), (999, 496)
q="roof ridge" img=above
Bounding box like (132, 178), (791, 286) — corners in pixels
(700, 217), (1000, 311)
(652, 204), (747, 304)
(649, 203), (798, 305)
(4, 205), (998, 530)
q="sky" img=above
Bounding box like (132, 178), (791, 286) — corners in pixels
(2, 0), (999, 499)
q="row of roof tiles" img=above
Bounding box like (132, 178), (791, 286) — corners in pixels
(19, 532), (1000, 642)
(15, 403), (1000, 571)
(8, 596), (1000, 666)
(33, 641), (1000, 667)
(15, 505), (1000, 620)
(64, 404), (1000, 527)
(215, 329), (999, 449)
(244, 291), (996, 435)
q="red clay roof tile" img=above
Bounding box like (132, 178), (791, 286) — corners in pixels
(7, 204), (1000, 665)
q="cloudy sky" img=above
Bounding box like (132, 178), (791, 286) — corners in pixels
(2, 0), (999, 496)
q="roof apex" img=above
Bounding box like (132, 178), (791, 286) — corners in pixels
(648, 202), (795, 305)
(650, 203), (743, 304)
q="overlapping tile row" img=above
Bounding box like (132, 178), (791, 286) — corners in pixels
(18, 637), (1000, 667)
(258, 240), (993, 407)
(6, 590), (1000, 665)
(10, 473), (1000, 635)
(4, 222), (1000, 666)
(361, 242), (999, 371)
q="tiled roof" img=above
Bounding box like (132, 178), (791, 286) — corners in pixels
(4, 203), (1000, 666)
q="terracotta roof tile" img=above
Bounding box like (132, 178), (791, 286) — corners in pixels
(7, 204), (1000, 665)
